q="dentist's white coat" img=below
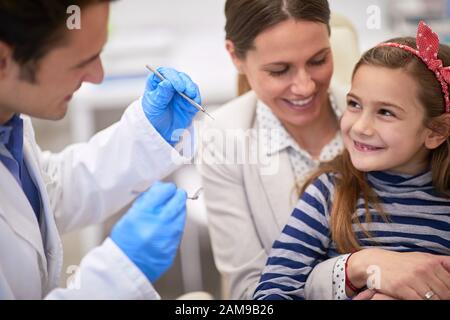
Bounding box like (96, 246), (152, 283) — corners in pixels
(0, 100), (192, 299)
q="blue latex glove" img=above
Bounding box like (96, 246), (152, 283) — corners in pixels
(110, 181), (187, 282)
(142, 67), (201, 146)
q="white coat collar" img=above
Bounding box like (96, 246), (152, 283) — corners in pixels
(0, 160), (47, 271)
(22, 117), (63, 293)
(0, 115), (63, 295)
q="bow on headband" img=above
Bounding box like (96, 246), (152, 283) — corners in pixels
(379, 21), (450, 113)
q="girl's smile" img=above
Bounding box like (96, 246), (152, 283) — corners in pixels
(353, 140), (385, 152)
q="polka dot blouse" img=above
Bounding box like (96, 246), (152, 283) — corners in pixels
(256, 92), (344, 188)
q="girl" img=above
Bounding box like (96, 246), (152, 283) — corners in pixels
(254, 21), (450, 300)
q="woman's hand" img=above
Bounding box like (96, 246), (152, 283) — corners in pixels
(346, 248), (450, 300)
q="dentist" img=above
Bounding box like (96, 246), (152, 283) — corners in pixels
(0, 0), (200, 299)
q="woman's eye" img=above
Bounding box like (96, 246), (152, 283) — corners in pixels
(309, 58), (327, 66)
(268, 68), (289, 77)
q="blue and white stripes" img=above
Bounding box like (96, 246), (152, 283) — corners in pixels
(254, 171), (450, 300)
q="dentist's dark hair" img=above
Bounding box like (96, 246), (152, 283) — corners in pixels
(0, 0), (116, 82)
(224, 0), (331, 95)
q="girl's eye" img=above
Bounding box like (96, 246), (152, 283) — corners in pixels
(347, 99), (361, 109)
(268, 67), (289, 77)
(379, 108), (395, 117)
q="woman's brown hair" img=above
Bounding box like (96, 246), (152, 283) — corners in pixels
(300, 36), (450, 253)
(224, 0), (331, 96)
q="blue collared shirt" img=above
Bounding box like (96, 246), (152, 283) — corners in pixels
(0, 115), (41, 221)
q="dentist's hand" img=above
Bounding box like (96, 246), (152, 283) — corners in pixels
(110, 181), (187, 282)
(142, 67), (201, 146)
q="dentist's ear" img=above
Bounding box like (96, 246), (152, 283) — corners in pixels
(225, 40), (245, 74)
(0, 41), (13, 79)
(424, 113), (450, 149)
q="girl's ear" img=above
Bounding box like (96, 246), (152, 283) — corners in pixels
(225, 40), (245, 74)
(0, 41), (14, 80)
(424, 113), (450, 149)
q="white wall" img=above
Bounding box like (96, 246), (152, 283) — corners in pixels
(329, 0), (393, 51)
(99, 0), (398, 108)
(109, 0), (226, 33)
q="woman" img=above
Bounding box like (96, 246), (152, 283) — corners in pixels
(199, 0), (346, 299)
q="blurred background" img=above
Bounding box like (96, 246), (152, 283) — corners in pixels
(31, 0), (450, 299)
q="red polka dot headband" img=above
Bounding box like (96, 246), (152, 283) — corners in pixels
(379, 21), (450, 113)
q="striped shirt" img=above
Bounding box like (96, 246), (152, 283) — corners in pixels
(253, 170), (450, 300)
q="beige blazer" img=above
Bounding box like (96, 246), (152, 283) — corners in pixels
(199, 82), (349, 299)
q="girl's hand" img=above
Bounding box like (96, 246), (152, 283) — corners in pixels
(346, 248), (450, 300)
(370, 293), (397, 300)
(353, 289), (396, 300)
(352, 289), (376, 300)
